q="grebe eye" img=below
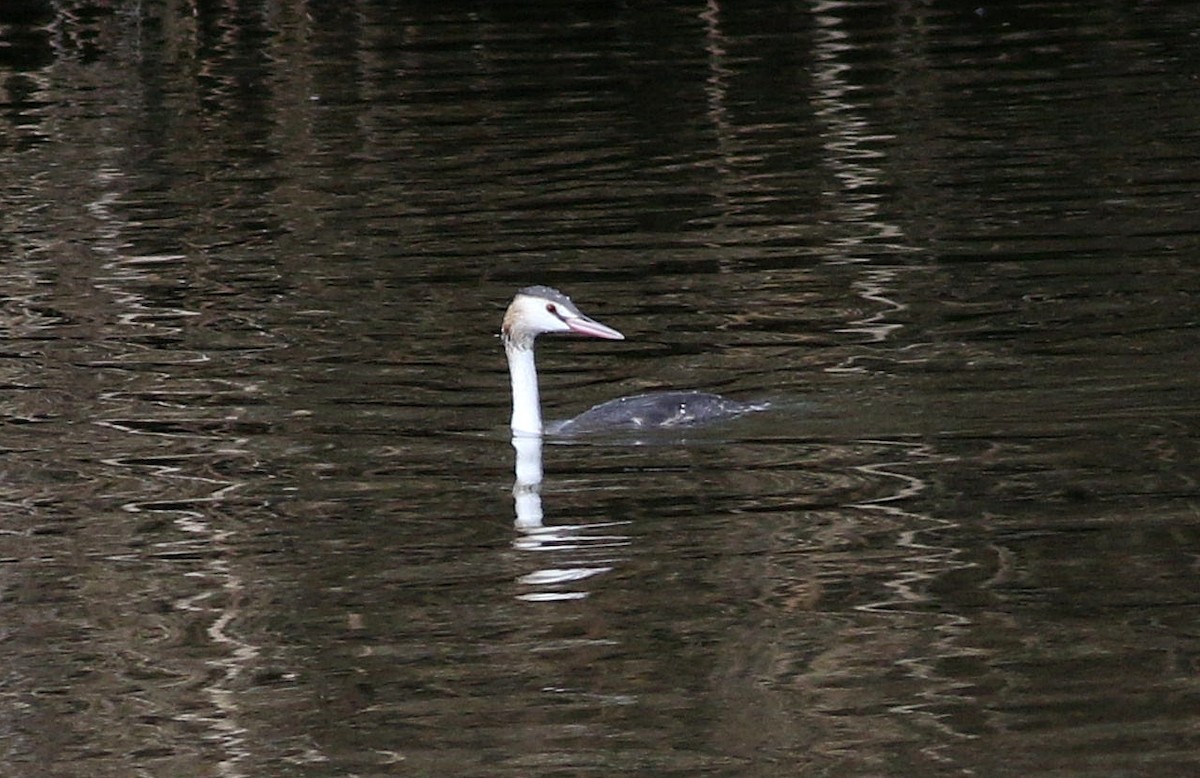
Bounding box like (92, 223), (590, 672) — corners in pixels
(546, 303), (557, 314)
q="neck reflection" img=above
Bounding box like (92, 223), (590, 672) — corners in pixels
(511, 435), (630, 602)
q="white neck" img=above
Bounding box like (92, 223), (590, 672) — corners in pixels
(506, 342), (542, 436)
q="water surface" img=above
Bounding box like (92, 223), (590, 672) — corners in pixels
(1, 2), (1199, 776)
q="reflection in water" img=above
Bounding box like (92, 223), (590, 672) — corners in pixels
(511, 435), (630, 602)
(811, 2), (907, 257)
(850, 440), (960, 611)
(25, 91), (267, 773)
(2, 0), (1200, 775)
(810, 0), (917, 383)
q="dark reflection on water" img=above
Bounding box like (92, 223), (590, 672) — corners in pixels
(1, 1), (1199, 775)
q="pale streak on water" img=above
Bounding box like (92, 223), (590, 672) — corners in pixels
(1, 2), (1199, 776)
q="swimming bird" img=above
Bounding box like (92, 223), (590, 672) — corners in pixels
(502, 285), (763, 436)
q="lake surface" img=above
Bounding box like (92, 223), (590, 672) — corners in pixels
(2, 2), (1199, 775)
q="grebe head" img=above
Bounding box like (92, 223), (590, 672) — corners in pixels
(502, 285), (625, 349)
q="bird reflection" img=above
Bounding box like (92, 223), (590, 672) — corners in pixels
(511, 435), (631, 602)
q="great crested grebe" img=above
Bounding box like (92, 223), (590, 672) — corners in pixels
(502, 285), (764, 436)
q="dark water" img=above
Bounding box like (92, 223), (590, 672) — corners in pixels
(2, 1), (1199, 775)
